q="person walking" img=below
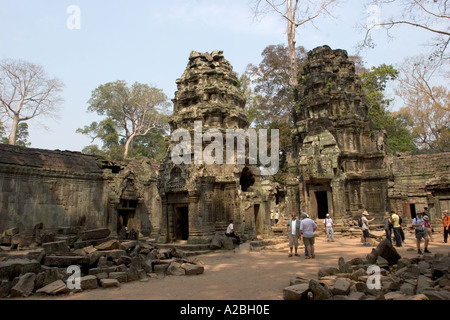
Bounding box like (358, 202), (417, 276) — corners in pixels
(323, 213), (334, 242)
(300, 212), (317, 259)
(361, 211), (375, 246)
(287, 213), (301, 257)
(391, 211), (402, 247)
(436, 210), (450, 243)
(383, 212), (393, 243)
(270, 210), (274, 227)
(412, 212), (430, 254)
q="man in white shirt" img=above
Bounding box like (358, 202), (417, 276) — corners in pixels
(300, 212), (317, 259)
(287, 213), (300, 257)
(225, 220), (240, 245)
(323, 213), (334, 242)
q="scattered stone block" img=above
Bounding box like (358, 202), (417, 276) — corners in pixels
(36, 280), (70, 295)
(283, 283), (310, 300)
(332, 278), (352, 296)
(309, 279), (332, 300)
(80, 275), (98, 290)
(109, 271), (127, 283)
(100, 278), (120, 288)
(0, 259), (41, 280)
(42, 240), (69, 253)
(95, 239), (120, 251)
(79, 228), (111, 241)
(10, 273), (36, 297)
(181, 263), (204, 275)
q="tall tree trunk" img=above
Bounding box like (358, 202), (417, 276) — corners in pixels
(123, 133), (136, 159)
(8, 115), (19, 145)
(287, 0), (298, 87)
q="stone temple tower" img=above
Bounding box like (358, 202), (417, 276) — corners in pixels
(157, 51), (268, 244)
(291, 45), (390, 223)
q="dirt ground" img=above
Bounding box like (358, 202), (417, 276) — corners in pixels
(18, 230), (450, 301)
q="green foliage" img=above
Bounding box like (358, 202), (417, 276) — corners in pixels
(359, 64), (417, 153)
(77, 80), (169, 160)
(0, 121), (30, 147)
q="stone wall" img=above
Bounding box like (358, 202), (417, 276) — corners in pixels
(0, 144), (108, 233)
(0, 144), (161, 238)
(388, 152), (450, 224)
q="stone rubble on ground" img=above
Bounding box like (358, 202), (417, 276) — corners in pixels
(0, 226), (206, 298)
(283, 239), (450, 300)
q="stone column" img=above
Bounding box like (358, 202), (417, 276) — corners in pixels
(188, 192), (205, 243)
(157, 195), (168, 243)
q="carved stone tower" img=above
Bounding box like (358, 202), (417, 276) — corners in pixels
(157, 51), (267, 244)
(292, 45), (390, 223)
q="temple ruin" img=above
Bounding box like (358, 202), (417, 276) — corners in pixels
(0, 46), (449, 246)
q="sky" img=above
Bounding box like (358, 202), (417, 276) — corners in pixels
(0, 0), (439, 152)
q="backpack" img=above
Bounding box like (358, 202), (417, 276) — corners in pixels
(357, 217), (363, 228)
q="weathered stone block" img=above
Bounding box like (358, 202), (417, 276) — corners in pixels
(10, 272), (36, 297)
(95, 239), (120, 251)
(109, 271), (127, 283)
(0, 258), (41, 280)
(79, 228), (111, 241)
(36, 279), (70, 295)
(43, 255), (89, 267)
(167, 262), (186, 276)
(100, 278), (120, 288)
(283, 283), (310, 300)
(309, 279), (332, 300)
(332, 278), (352, 296)
(80, 275), (98, 290)
(42, 240), (69, 253)
(181, 263), (204, 275)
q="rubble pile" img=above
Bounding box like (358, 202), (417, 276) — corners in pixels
(284, 239), (450, 300)
(0, 226), (204, 298)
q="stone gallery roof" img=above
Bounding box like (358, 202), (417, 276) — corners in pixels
(0, 143), (103, 174)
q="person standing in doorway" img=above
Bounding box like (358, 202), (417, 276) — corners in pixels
(287, 213), (301, 257)
(323, 213), (334, 242)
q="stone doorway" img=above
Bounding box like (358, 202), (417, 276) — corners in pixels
(315, 191), (329, 219)
(117, 199), (137, 233)
(174, 206), (189, 241)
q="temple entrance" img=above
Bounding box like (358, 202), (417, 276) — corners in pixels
(253, 204), (261, 236)
(315, 191), (329, 219)
(409, 204), (417, 219)
(117, 199), (137, 233)
(174, 206), (189, 241)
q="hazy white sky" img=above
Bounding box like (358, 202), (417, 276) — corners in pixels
(0, 0), (437, 151)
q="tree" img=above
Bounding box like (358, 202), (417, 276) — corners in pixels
(362, 0), (450, 61)
(77, 80), (169, 159)
(395, 55), (450, 151)
(0, 59), (64, 145)
(360, 64), (417, 153)
(252, 0), (339, 88)
(244, 44), (307, 151)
